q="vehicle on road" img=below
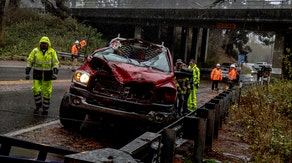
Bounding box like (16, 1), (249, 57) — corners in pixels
(254, 61), (270, 71)
(59, 37), (178, 130)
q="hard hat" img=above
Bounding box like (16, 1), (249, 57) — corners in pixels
(75, 40), (79, 44)
(176, 59), (183, 64)
(230, 64), (236, 68)
(216, 64), (220, 67)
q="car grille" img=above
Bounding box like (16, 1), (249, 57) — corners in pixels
(92, 76), (154, 102)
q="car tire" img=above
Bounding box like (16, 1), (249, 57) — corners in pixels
(59, 92), (86, 130)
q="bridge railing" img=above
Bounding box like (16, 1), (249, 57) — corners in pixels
(23, 0), (292, 9)
(71, 0), (292, 9)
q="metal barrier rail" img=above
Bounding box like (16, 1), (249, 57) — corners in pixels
(0, 87), (241, 163)
(57, 51), (85, 59)
(0, 135), (77, 162)
(64, 87), (241, 163)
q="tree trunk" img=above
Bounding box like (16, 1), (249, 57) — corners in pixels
(0, 0), (5, 47)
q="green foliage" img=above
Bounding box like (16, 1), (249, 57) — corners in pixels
(229, 81), (292, 162)
(0, 8), (107, 60)
(283, 49), (292, 79)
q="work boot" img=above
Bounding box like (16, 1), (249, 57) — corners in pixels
(33, 108), (40, 114)
(33, 94), (42, 114)
(41, 110), (48, 115)
(42, 97), (50, 115)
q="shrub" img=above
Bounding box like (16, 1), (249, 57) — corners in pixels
(1, 8), (107, 61)
(229, 80), (292, 162)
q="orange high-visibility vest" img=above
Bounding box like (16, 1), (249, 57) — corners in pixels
(210, 68), (222, 81)
(228, 68), (237, 80)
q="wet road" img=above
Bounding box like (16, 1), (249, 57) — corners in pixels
(0, 63), (73, 134)
(0, 61), (254, 135)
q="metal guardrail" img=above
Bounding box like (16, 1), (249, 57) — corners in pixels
(64, 87), (241, 163)
(0, 86), (241, 163)
(0, 135), (77, 162)
(57, 51), (85, 59)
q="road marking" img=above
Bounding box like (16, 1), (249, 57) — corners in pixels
(4, 120), (60, 137)
(0, 79), (71, 85)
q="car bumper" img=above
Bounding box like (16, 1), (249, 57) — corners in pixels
(67, 86), (176, 124)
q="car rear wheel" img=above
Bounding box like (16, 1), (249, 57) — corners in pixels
(59, 92), (86, 130)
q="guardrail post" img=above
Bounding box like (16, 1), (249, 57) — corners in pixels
(209, 99), (220, 138)
(119, 132), (161, 161)
(234, 87), (240, 104)
(218, 92), (229, 122)
(227, 89), (236, 104)
(182, 114), (206, 163)
(204, 102), (216, 152)
(0, 144), (11, 156)
(194, 108), (208, 163)
(161, 129), (177, 163)
(214, 96), (224, 128)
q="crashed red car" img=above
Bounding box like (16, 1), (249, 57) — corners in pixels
(59, 37), (178, 130)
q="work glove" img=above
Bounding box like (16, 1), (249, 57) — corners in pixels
(53, 68), (59, 75)
(25, 67), (31, 80)
(52, 68), (59, 80)
(195, 84), (199, 89)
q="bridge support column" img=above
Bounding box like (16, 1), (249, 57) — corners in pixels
(191, 28), (200, 63)
(199, 28), (209, 64)
(273, 33), (284, 68)
(166, 26), (176, 58)
(134, 26), (142, 39)
(180, 27), (190, 62)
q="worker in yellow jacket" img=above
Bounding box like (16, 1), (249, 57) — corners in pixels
(25, 36), (59, 115)
(187, 59), (200, 112)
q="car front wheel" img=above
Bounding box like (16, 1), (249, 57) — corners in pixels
(59, 92), (86, 130)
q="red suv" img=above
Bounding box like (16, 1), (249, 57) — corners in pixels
(59, 37), (178, 130)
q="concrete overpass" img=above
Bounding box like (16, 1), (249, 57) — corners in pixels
(40, 0), (292, 68)
(71, 8), (292, 33)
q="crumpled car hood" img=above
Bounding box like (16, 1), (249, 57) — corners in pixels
(108, 62), (172, 84)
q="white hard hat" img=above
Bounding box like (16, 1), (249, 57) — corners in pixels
(230, 64), (236, 68)
(216, 64), (220, 67)
(75, 40), (79, 44)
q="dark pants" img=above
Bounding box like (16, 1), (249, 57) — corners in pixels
(175, 94), (185, 115)
(211, 80), (219, 90)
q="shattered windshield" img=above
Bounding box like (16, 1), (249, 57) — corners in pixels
(92, 48), (171, 72)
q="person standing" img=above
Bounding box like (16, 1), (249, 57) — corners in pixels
(71, 40), (86, 71)
(228, 64), (237, 89)
(25, 36), (59, 115)
(187, 59), (200, 112)
(174, 59), (191, 115)
(210, 63), (222, 92)
(71, 40), (81, 71)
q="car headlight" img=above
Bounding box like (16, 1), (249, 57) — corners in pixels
(73, 70), (90, 86)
